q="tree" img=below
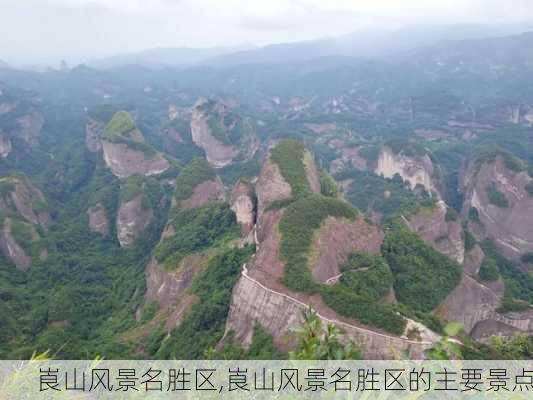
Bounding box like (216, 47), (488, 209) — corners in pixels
(289, 308), (362, 360)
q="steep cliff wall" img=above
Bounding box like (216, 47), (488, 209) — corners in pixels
(190, 98), (258, 168)
(116, 194), (153, 248)
(461, 154), (533, 259)
(230, 180), (255, 238)
(375, 147), (437, 195)
(405, 201), (465, 264)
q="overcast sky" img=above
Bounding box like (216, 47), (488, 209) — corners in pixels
(2, 0), (533, 66)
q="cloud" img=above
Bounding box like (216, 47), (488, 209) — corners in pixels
(1, 0), (532, 66)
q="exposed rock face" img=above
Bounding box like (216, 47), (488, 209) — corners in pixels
(437, 275), (532, 336)
(0, 176), (51, 229)
(116, 195), (153, 248)
(330, 146), (368, 174)
(463, 245), (485, 276)
(230, 180), (255, 237)
(255, 159), (292, 222)
(145, 254), (204, 330)
(0, 134), (12, 158)
(16, 111), (44, 146)
(375, 147), (437, 195)
(87, 203), (109, 236)
(85, 118), (103, 152)
(225, 147), (436, 359)
(179, 178), (225, 209)
(310, 216), (383, 283)
(190, 98), (259, 168)
(405, 201), (465, 264)
(102, 141), (170, 179)
(226, 272), (432, 359)
(0, 218), (32, 270)
(461, 155), (533, 258)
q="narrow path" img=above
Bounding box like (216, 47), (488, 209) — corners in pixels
(241, 264), (435, 346)
(324, 267), (371, 285)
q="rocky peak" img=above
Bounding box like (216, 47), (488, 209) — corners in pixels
(230, 179), (255, 238)
(190, 98), (258, 168)
(375, 145), (438, 196)
(102, 111), (170, 178)
(461, 151), (533, 259)
(405, 200), (465, 264)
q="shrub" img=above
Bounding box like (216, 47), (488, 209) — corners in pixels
(525, 182), (533, 197)
(382, 226), (462, 312)
(479, 258), (499, 282)
(174, 158), (215, 202)
(468, 207), (480, 222)
(103, 111), (136, 139)
(319, 171), (338, 198)
(320, 285), (406, 335)
(279, 195), (357, 293)
(445, 207), (459, 222)
(486, 183), (509, 208)
(270, 139), (310, 198)
(154, 202), (238, 267)
(339, 252), (393, 300)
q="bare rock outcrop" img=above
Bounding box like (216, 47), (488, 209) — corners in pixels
(102, 111), (170, 178)
(116, 195), (153, 248)
(0, 175), (51, 229)
(190, 98), (259, 168)
(375, 146), (438, 195)
(179, 178), (225, 209)
(0, 134), (12, 158)
(85, 118), (103, 152)
(0, 218), (32, 270)
(87, 203), (109, 236)
(16, 111), (44, 146)
(461, 154), (533, 258)
(102, 141), (170, 179)
(405, 201), (464, 264)
(437, 275), (532, 336)
(230, 180), (255, 237)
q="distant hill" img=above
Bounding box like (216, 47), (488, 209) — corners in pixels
(202, 24), (521, 67)
(89, 44), (255, 69)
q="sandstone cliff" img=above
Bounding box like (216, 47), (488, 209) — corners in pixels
(190, 98), (259, 168)
(116, 194), (153, 248)
(375, 146), (438, 195)
(461, 153), (533, 259)
(230, 180), (255, 238)
(224, 142), (438, 358)
(102, 111), (170, 178)
(87, 203), (109, 236)
(405, 201), (465, 264)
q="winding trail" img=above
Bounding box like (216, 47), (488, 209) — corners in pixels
(240, 264), (436, 346)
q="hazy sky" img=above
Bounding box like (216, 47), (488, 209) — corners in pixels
(2, 0), (533, 65)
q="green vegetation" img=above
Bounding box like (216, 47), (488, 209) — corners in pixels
(209, 324), (286, 360)
(479, 258), (499, 282)
(474, 145), (525, 173)
(289, 309), (362, 360)
(319, 252), (405, 335)
(525, 181), (533, 196)
(339, 252), (393, 300)
(154, 202), (238, 269)
(321, 285), (406, 335)
(357, 145), (380, 165)
(480, 240), (533, 309)
(520, 252), (533, 264)
(382, 224), (462, 312)
(468, 207), (480, 222)
(464, 229), (476, 251)
(103, 111), (136, 140)
(463, 334), (533, 360)
(270, 139), (310, 198)
(173, 157), (215, 202)
(319, 170), (338, 197)
(279, 194), (357, 292)
(207, 115), (228, 143)
(385, 139), (427, 157)
(156, 246), (254, 359)
(445, 207), (459, 222)
(486, 183), (509, 208)
(335, 169), (423, 220)
(119, 175), (146, 203)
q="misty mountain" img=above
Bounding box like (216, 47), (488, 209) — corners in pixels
(89, 44), (255, 69)
(201, 24), (523, 67)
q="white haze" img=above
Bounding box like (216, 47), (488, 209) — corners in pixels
(1, 0), (533, 66)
